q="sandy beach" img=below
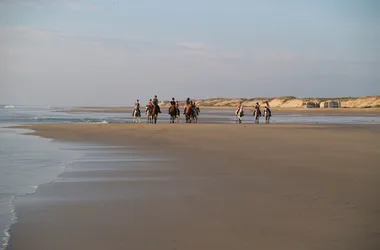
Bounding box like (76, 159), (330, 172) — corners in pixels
(10, 123), (380, 250)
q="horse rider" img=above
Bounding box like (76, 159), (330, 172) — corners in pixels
(236, 102), (244, 116)
(264, 105), (271, 116)
(134, 99), (141, 116)
(265, 100), (270, 108)
(264, 102), (271, 117)
(254, 102), (261, 116)
(170, 97), (176, 106)
(184, 97), (191, 114)
(148, 99), (153, 108)
(168, 97), (176, 114)
(152, 95), (161, 113)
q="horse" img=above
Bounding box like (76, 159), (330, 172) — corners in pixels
(235, 109), (244, 123)
(264, 107), (271, 124)
(184, 105), (194, 123)
(132, 108), (141, 123)
(151, 105), (159, 124)
(191, 106), (200, 123)
(168, 105), (177, 123)
(253, 107), (261, 124)
(145, 105), (153, 123)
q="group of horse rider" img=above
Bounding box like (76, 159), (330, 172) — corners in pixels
(133, 95), (271, 124)
(235, 100), (272, 118)
(133, 95), (198, 117)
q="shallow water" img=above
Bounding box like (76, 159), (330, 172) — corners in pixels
(0, 127), (83, 249)
(1, 104), (380, 125)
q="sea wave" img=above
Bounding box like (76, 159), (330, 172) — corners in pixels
(3, 106), (15, 109)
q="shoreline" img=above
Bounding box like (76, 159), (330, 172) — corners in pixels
(58, 107), (380, 115)
(9, 123), (380, 250)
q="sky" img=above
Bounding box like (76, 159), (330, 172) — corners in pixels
(0, 0), (379, 105)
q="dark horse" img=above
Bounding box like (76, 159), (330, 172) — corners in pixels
(152, 105), (159, 124)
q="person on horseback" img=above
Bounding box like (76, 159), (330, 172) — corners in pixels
(148, 99), (153, 108)
(134, 99), (141, 117)
(153, 95), (161, 113)
(264, 105), (271, 116)
(236, 102), (244, 117)
(184, 97), (191, 114)
(264, 103), (271, 117)
(254, 102), (261, 117)
(168, 97), (176, 114)
(170, 97), (176, 106)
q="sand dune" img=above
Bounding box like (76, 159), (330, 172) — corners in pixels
(194, 96), (380, 108)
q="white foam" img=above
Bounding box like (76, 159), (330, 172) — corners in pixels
(1, 228), (10, 250)
(1, 196), (16, 250)
(4, 106), (15, 109)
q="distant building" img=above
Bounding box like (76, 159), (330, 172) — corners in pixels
(320, 100), (341, 108)
(305, 102), (319, 108)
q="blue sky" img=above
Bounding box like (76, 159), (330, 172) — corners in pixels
(0, 0), (379, 105)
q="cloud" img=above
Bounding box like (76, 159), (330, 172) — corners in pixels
(1, 25), (379, 105)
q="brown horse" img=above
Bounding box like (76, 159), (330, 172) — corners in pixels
(152, 105), (159, 124)
(168, 105), (177, 123)
(185, 105), (199, 123)
(184, 104), (193, 123)
(145, 105), (158, 123)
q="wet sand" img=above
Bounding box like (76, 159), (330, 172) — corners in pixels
(10, 124), (380, 250)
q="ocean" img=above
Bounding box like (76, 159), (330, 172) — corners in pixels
(1, 105), (380, 249)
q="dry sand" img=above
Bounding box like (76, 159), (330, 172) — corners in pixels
(10, 123), (380, 250)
